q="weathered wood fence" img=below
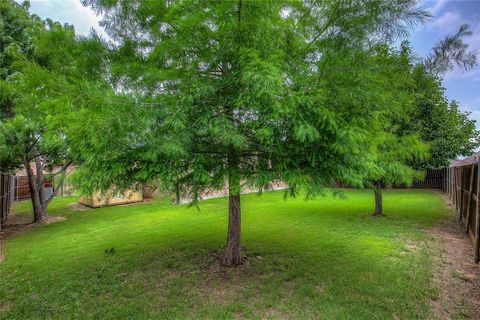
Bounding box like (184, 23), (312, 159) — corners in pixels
(0, 173), (13, 230)
(412, 169), (445, 189)
(442, 165), (480, 263)
(12, 175), (54, 201)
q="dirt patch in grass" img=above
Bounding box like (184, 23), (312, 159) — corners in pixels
(427, 195), (480, 319)
(0, 301), (13, 314)
(0, 213), (65, 240)
(0, 213), (65, 262)
(194, 252), (307, 319)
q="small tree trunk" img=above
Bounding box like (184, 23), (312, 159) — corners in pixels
(35, 157), (47, 212)
(221, 171), (242, 267)
(373, 188), (383, 216)
(24, 158), (46, 223)
(175, 182), (181, 205)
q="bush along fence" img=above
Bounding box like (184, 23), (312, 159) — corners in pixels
(0, 173), (14, 231)
(442, 165), (480, 263)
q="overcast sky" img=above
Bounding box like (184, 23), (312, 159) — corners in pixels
(19, 0), (480, 125)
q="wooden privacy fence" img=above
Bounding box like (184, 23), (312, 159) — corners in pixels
(443, 165), (480, 263)
(0, 173), (13, 230)
(412, 168), (445, 189)
(12, 175), (54, 201)
(13, 176), (30, 201)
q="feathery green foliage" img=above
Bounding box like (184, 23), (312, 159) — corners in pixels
(366, 43), (428, 186)
(0, 0), (108, 221)
(425, 24), (478, 74)
(405, 65), (479, 168)
(73, 0), (433, 194)
(72, 0), (431, 264)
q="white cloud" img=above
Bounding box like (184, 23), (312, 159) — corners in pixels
(23, 0), (107, 38)
(444, 69), (480, 82)
(429, 11), (462, 33)
(469, 22), (480, 51)
(428, 7), (480, 83)
(427, 0), (450, 16)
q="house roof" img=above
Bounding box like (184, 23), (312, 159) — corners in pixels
(450, 152), (480, 167)
(15, 163), (75, 177)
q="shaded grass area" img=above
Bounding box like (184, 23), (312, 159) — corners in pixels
(0, 189), (450, 319)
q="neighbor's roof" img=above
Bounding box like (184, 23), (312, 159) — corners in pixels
(450, 152), (480, 167)
(15, 163), (75, 177)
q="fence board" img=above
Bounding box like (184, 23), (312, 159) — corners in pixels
(0, 173), (13, 230)
(466, 164), (475, 232)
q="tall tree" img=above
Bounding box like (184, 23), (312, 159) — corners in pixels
(76, 0), (429, 266)
(366, 22), (479, 216)
(361, 43), (428, 216)
(405, 24), (479, 169)
(368, 133), (427, 216)
(0, 1), (106, 222)
(406, 66), (479, 169)
(0, 0), (48, 221)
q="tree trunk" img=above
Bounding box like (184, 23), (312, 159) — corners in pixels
(219, 0), (244, 268)
(373, 188), (383, 216)
(175, 182), (181, 205)
(35, 157), (47, 212)
(24, 157), (46, 223)
(221, 172), (243, 267)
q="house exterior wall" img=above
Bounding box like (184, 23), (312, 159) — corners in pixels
(178, 180), (288, 204)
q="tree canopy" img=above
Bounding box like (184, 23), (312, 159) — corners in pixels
(0, 0), (107, 222)
(406, 64), (479, 169)
(70, 0), (432, 266)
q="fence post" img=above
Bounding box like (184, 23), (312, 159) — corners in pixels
(443, 167), (447, 191)
(447, 167), (450, 197)
(459, 167), (464, 220)
(455, 167), (458, 206)
(452, 168), (455, 203)
(465, 164), (475, 232)
(449, 167), (452, 197)
(475, 164), (480, 263)
(451, 167), (454, 200)
(0, 173), (13, 230)
(451, 167), (453, 199)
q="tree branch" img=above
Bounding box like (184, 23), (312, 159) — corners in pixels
(47, 160), (73, 178)
(46, 160), (73, 204)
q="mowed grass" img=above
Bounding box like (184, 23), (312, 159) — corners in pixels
(0, 189), (450, 319)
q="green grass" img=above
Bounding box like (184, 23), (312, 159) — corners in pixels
(0, 189), (450, 319)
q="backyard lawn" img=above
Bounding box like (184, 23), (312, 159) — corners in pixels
(0, 189), (451, 319)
